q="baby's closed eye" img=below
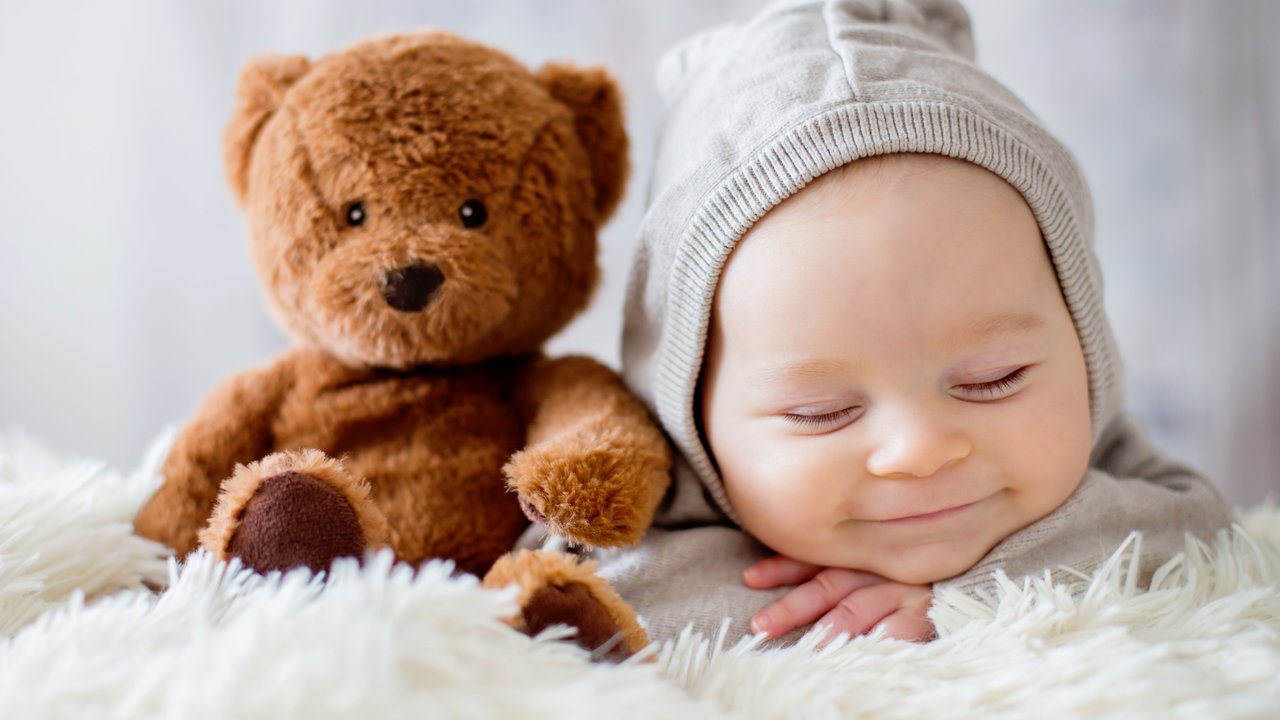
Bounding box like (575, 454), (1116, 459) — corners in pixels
(782, 405), (863, 429)
(951, 365), (1033, 401)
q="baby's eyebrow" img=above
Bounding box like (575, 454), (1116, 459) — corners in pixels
(747, 358), (848, 387)
(948, 312), (1044, 349)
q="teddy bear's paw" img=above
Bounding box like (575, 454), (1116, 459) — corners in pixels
(505, 443), (662, 549)
(483, 550), (650, 662)
(199, 449), (390, 575)
(522, 581), (634, 662)
(221, 471), (365, 575)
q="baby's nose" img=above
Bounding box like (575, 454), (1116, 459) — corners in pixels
(865, 410), (971, 479)
(380, 262), (444, 312)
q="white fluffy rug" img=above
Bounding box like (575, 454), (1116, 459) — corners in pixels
(2, 429), (1278, 718)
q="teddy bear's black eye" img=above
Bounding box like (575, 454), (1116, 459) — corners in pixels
(458, 199), (487, 229)
(345, 202), (367, 227)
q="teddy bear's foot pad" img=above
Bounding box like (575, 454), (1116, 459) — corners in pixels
(483, 550), (650, 661)
(225, 471), (366, 575)
(522, 582), (631, 662)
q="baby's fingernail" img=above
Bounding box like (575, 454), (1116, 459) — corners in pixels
(751, 613), (771, 635)
(743, 567), (759, 582)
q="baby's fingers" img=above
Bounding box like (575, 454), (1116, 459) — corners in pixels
(743, 555), (823, 589)
(751, 568), (881, 638)
(874, 592), (936, 643)
(812, 582), (915, 645)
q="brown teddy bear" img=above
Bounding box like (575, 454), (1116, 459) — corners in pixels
(132, 31), (671, 657)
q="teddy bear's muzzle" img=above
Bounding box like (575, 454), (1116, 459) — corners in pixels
(381, 262), (444, 313)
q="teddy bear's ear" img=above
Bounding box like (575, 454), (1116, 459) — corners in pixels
(223, 54), (312, 207)
(535, 63), (629, 223)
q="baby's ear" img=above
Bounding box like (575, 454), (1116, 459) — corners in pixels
(535, 63), (628, 223)
(223, 54), (311, 207)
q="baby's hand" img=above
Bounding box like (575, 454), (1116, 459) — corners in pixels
(744, 555), (935, 644)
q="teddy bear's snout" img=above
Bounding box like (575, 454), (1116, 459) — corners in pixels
(380, 262), (444, 313)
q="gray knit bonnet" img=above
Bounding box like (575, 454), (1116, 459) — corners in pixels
(621, 0), (1123, 524)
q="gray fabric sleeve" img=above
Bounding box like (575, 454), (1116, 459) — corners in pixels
(592, 526), (794, 644)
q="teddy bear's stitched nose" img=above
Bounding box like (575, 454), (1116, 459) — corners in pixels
(381, 262), (444, 313)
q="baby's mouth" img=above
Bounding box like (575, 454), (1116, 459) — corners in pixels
(874, 496), (989, 525)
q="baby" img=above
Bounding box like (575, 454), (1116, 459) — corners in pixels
(587, 0), (1234, 644)
(703, 152), (1092, 640)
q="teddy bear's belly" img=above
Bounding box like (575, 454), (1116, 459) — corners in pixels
(270, 373), (529, 573)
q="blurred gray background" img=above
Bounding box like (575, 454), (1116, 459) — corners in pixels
(1, 1), (1276, 505)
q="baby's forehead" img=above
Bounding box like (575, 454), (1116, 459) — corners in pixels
(712, 152), (1057, 331)
(782, 153), (1026, 218)
(732, 153), (1039, 262)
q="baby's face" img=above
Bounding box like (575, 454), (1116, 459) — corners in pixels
(701, 154), (1092, 585)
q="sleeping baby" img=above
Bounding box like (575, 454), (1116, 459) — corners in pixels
(582, 0), (1233, 643)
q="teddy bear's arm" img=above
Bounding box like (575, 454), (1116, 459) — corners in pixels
(133, 357), (296, 557)
(504, 355), (671, 548)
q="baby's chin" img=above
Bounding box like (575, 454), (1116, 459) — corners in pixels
(885, 543), (993, 584)
(758, 522), (1005, 585)
(834, 540), (995, 586)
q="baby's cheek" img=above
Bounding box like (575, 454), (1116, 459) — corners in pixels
(723, 460), (795, 527)
(741, 455), (844, 555)
(1028, 403), (1091, 514)
(1033, 355), (1093, 505)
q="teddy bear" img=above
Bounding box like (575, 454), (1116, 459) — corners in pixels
(131, 30), (671, 657)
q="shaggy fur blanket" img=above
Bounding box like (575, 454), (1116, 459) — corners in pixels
(2, 429), (1278, 718)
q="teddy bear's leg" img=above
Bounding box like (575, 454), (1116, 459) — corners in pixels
(483, 550), (649, 661)
(198, 449), (391, 575)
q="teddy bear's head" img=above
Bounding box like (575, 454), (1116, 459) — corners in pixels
(223, 32), (627, 368)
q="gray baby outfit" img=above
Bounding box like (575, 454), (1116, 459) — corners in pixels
(590, 0), (1233, 643)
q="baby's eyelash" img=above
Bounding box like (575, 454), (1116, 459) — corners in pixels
(783, 407), (859, 428)
(781, 368), (1030, 427)
(958, 366), (1029, 398)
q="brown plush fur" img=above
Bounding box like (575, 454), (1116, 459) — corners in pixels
(132, 31), (670, 650)
(505, 356), (671, 548)
(484, 550), (649, 657)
